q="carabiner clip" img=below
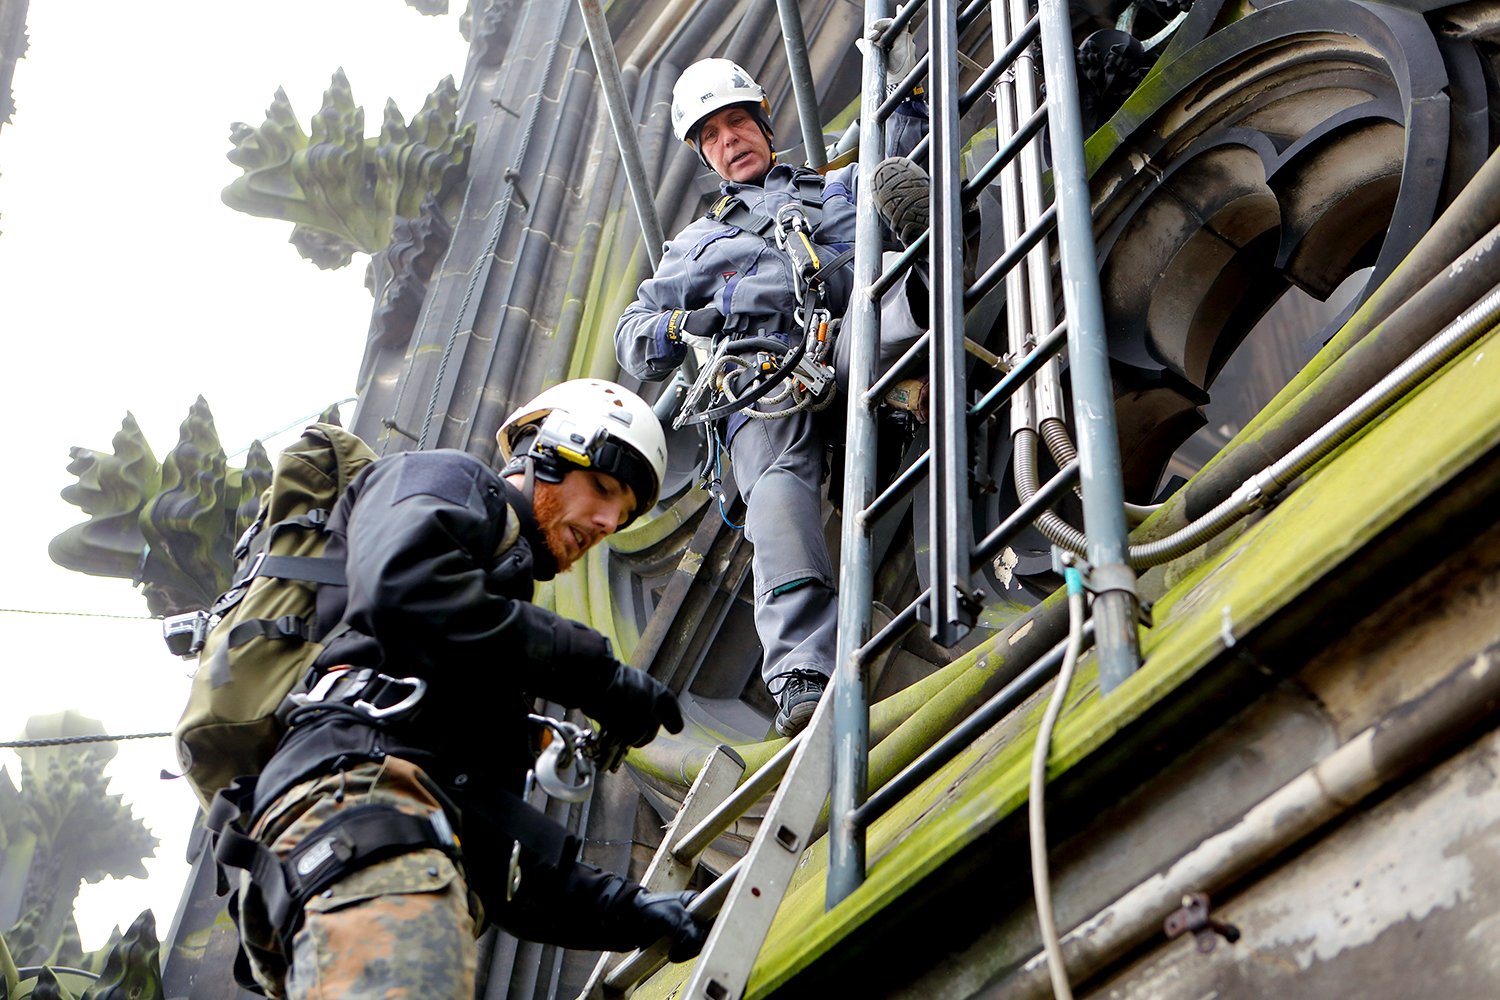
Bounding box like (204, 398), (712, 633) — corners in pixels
(354, 675), (428, 719)
(528, 714), (597, 803)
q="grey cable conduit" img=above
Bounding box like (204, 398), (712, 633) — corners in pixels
(1029, 561), (1087, 1000)
(998, 634), (1500, 1000)
(1012, 282), (1500, 569)
(1037, 417), (1160, 526)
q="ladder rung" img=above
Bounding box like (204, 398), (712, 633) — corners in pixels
(972, 458), (1080, 567)
(669, 736), (801, 859)
(964, 103), (1048, 199)
(966, 203), (1056, 307)
(969, 320), (1068, 423)
(860, 449), (930, 527)
(960, 14), (1040, 114)
(580, 748), (745, 999)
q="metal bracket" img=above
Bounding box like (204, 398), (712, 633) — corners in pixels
(1051, 551), (1152, 626)
(1164, 891), (1241, 953)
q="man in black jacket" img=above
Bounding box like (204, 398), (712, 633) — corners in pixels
(227, 379), (702, 999)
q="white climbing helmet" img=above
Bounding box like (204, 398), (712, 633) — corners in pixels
(497, 378), (669, 525)
(670, 57), (771, 146)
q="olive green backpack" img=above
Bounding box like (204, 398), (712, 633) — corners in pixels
(173, 423), (377, 811)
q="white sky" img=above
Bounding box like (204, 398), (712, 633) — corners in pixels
(0, 2), (470, 952)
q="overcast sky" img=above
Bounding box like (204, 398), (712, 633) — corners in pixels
(0, 2), (470, 952)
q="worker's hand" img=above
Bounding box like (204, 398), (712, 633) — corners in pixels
(590, 664), (684, 749)
(870, 10), (919, 84)
(680, 306), (724, 339)
(634, 890), (709, 962)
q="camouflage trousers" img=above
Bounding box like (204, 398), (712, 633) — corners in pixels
(238, 757), (481, 1000)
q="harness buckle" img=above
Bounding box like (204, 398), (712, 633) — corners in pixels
(354, 675), (428, 720)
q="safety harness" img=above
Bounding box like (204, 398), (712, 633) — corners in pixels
(204, 668), (591, 992)
(673, 175), (856, 432)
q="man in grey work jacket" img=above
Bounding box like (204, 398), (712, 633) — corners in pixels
(614, 51), (927, 738)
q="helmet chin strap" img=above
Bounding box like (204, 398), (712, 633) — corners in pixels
(520, 456), (538, 503)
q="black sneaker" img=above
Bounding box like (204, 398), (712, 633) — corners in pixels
(871, 156), (930, 248)
(771, 669), (828, 738)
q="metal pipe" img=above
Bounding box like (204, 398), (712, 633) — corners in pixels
(993, 0), (1035, 439)
(1175, 216), (1500, 523)
(929, 0), (975, 646)
(1132, 282), (1500, 567)
(829, 0), (894, 910)
(970, 320), (1068, 423)
(1008, 0), (1067, 431)
(854, 623), (1091, 829)
(994, 635), (1500, 1000)
(1252, 144), (1500, 428)
(1036, 0), (1140, 693)
(578, 0), (666, 268)
(775, 0), (828, 169)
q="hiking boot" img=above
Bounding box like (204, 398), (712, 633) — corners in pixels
(871, 156), (930, 248)
(771, 669), (828, 738)
(871, 156), (980, 285)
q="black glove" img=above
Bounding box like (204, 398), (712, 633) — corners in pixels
(672, 306), (724, 341)
(583, 665), (684, 748)
(634, 890), (709, 962)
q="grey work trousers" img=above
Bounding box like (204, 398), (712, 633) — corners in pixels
(731, 253), (925, 691)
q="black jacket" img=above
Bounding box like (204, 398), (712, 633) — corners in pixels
(254, 449), (620, 912)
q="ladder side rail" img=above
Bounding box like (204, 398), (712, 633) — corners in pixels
(929, 0), (976, 647)
(1035, 0), (1143, 692)
(828, 0), (898, 914)
(681, 692), (843, 1000)
(580, 747), (747, 999)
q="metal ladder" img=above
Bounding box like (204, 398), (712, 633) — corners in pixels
(577, 0), (1142, 995)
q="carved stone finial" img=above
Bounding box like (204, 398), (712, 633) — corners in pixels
(49, 400), (273, 616)
(222, 70), (475, 269)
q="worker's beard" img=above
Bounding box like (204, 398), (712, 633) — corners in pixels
(530, 480), (579, 573)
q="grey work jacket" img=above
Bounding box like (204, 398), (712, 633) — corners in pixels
(615, 100), (930, 385)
